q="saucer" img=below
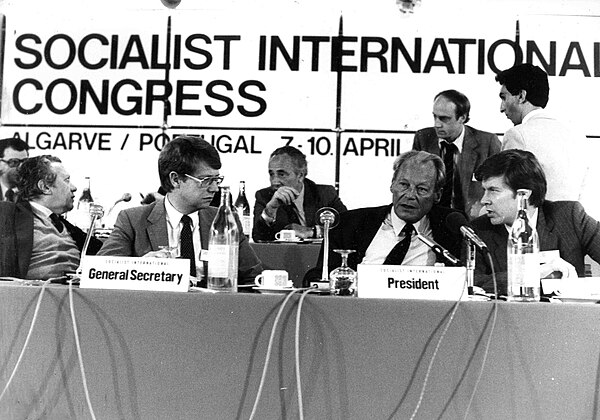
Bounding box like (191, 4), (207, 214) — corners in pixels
(274, 238), (302, 243)
(252, 286), (296, 294)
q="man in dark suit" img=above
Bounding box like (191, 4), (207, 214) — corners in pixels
(413, 89), (501, 219)
(99, 136), (262, 285)
(471, 149), (600, 295)
(0, 155), (103, 279)
(253, 145), (347, 242)
(304, 150), (464, 283)
(0, 137), (29, 202)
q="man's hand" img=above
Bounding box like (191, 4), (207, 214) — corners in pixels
(89, 203), (104, 218)
(540, 257), (578, 279)
(284, 223), (313, 239)
(264, 186), (300, 217)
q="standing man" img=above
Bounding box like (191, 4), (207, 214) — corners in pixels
(472, 149), (600, 295)
(0, 137), (29, 202)
(304, 151), (465, 283)
(496, 63), (591, 205)
(0, 155), (103, 279)
(253, 145), (347, 241)
(99, 136), (262, 284)
(413, 90), (500, 219)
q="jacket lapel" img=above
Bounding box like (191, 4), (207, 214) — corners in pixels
(147, 199), (169, 251)
(302, 180), (317, 226)
(458, 127), (480, 193)
(536, 205), (558, 251)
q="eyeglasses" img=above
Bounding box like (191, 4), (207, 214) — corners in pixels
(0, 158), (27, 168)
(185, 173), (224, 187)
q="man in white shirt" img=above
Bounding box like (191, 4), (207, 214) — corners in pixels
(471, 149), (600, 295)
(496, 63), (593, 213)
(253, 145), (347, 241)
(304, 150), (465, 283)
(413, 90), (501, 219)
(99, 136), (262, 285)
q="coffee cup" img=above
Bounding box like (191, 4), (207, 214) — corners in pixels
(275, 229), (297, 241)
(255, 270), (291, 288)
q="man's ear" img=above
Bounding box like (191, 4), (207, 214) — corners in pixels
(433, 189), (442, 204)
(169, 171), (181, 189)
(37, 179), (51, 195)
(518, 89), (528, 104)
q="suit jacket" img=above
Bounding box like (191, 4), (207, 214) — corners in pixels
(502, 110), (590, 203)
(303, 204), (464, 283)
(98, 198), (263, 284)
(471, 200), (600, 295)
(0, 201), (103, 278)
(412, 125), (501, 219)
(252, 178), (348, 242)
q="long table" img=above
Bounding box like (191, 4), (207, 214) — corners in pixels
(1, 283), (599, 419)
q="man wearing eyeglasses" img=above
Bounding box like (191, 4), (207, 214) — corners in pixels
(0, 137), (29, 202)
(304, 150), (465, 283)
(98, 136), (262, 285)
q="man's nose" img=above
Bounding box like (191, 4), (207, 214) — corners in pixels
(480, 191), (491, 204)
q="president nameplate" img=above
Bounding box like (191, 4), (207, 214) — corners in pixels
(356, 265), (467, 300)
(80, 256), (190, 292)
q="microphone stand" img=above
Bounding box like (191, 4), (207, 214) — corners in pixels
(76, 205), (104, 278)
(466, 239), (476, 294)
(465, 238), (488, 299)
(316, 207), (340, 287)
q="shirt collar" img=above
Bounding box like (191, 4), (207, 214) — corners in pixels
(438, 125), (465, 151)
(522, 108), (544, 124)
(503, 207), (539, 232)
(29, 201), (54, 218)
(389, 208), (430, 236)
(164, 194), (198, 228)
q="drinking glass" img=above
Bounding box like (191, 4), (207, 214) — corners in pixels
(329, 249), (357, 296)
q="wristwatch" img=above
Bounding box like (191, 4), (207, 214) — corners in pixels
(261, 209), (276, 225)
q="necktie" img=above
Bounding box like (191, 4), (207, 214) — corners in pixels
(440, 142), (463, 210)
(50, 213), (64, 233)
(4, 189), (15, 202)
(180, 215), (196, 276)
(284, 203), (300, 225)
(384, 223), (414, 265)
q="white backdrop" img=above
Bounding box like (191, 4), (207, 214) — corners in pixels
(1, 0), (599, 226)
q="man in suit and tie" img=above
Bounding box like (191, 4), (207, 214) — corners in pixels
(304, 150), (465, 283)
(0, 137), (29, 202)
(471, 149), (600, 295)
(98, 136), (262, 284)
(0, 155), (103, 279)
(413, 90), (501, 219)
(253, 145), (347, 241)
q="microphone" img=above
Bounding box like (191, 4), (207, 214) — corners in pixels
(446, 213), (488, 252)
(108, 193), (132, 215)
(316, 207), (340, 285)
(415, 233), (461, 266)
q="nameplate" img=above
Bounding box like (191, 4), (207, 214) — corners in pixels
(79, 256), (190, 292)
(356, 264), (467, 300)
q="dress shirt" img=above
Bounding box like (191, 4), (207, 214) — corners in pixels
(164, 196), (202, 259)
(292, 185), (306, 226)
(363, 210), (436, 265)
(438, 125), (465, 153)
(503, 208), (539, 233)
